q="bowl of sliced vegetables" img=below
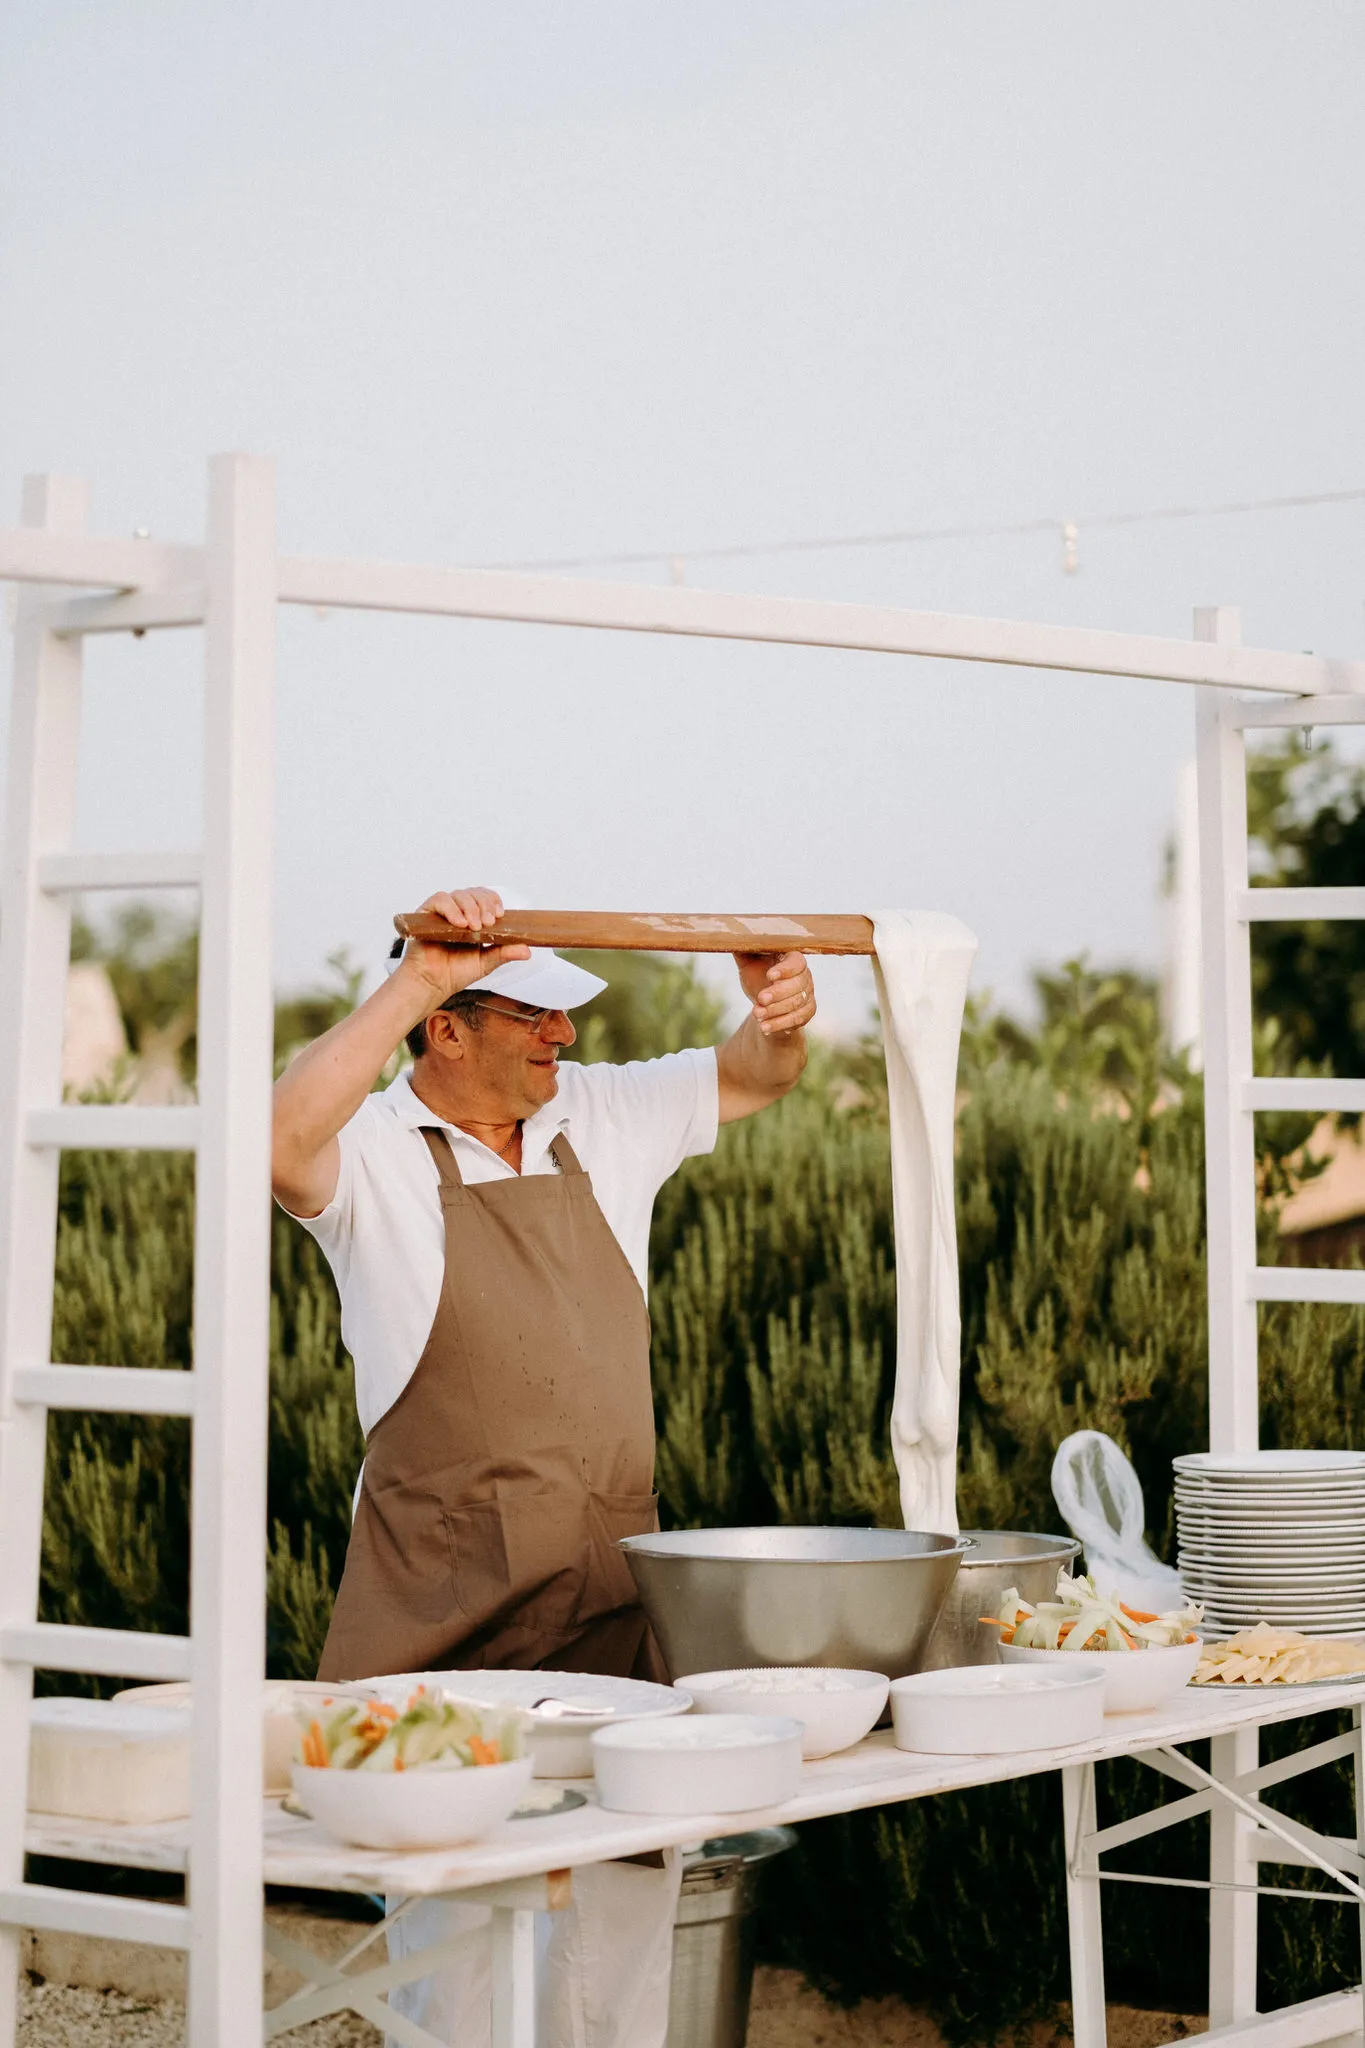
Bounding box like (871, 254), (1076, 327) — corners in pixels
(991, 1571), (1204, 1713)
(291, 1689), (533, 1849)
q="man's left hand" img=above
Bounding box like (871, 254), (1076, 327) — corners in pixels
(734, 950), (817, 1035)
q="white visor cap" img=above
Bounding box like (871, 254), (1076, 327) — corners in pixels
(462, 948), (606, 1012)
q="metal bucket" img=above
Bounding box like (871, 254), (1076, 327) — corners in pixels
(666, 1827), (797, 2048)
(921, 1529), (1080, 1670)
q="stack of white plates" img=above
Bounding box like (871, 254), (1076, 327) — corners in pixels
(1175, 1450), (1365, 1637)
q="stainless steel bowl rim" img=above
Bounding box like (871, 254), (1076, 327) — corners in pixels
(619, 1527), (969, 1562)
(955, 1530), (1080, 1566)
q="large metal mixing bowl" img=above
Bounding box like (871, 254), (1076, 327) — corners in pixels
(620, 1527), (967, 1680)
(920, 1530), (1080, 1670)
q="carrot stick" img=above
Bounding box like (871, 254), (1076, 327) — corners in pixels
(1120, 1604), (1158, 1624)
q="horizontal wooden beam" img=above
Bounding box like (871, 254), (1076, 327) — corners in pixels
(26, 1106), (200, 1151)
(0, 527), (200, 590)
(12, 1365), (195, 1417)
(1239, 887), (1365, 922)
(47, 585), (206, 636)
(39, 849), (203, 893)
(393, 910), (877, 955)
(1, 1623), (192, 1680)
(0, 1882), (191, 1948)
(278, 555), (1365, 695)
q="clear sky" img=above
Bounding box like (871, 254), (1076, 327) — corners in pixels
(2, 3), (1362, 1035)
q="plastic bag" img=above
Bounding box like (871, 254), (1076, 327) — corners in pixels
(1050, 1429), (1185, 1611)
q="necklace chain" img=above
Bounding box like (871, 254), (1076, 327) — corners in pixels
(495, 1122), (522, 1161)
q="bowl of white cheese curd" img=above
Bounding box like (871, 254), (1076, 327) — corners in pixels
(591, 1714), (803, 1813)
(675, 1667), (889, 1758)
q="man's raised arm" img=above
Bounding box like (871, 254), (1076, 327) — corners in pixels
(715, 948), (816, 1125)
(270, 887), (528, 1217)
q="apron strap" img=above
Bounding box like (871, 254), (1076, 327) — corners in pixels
(419, 1125), (464, 1187)
(420, 1124), (583, 1181)
(549, 1133), (585, 1176)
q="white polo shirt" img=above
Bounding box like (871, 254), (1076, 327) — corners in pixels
(290, 1051), (719, 1436)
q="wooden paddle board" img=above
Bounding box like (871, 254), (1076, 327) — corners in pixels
(393, 910), (877, 956)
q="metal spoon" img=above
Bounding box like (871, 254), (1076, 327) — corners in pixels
(529, 1695), (608, 1718)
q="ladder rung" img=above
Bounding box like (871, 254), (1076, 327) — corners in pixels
(13, 1365), (195, 1416)
(1242, 1080), (1365, 1114)
(1239, 888), (1365, 922)
(0, 527), (201, 591)
(26, 1106), (199, 1151)
(47, 584), (206, 637)
(1249, 1268), (1365, 1306)
(1, 1624), (192, 1681)
(0, 1881), (190, 1949)
(1229, 693), (1365, 732)
(38, 850), (202, 892)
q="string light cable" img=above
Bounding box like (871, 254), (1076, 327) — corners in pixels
(483, 485), (1365, 581)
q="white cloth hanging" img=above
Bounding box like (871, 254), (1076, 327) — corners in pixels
(870, 910), (978, 1535)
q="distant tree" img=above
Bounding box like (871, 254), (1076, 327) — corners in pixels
(273, 949), (367, 1071)
(72, 904), (198, 1084)
(959, 958), (1175, 1126)
(1248, 734), (1365, 1079)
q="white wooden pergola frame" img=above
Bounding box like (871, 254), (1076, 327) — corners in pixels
(2, 451), (1365, 2047)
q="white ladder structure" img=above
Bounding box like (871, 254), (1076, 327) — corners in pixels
(1196, 618), (1365, 2029)
(0, 457), (275, 2045)
(1, 454), (1364, 2045)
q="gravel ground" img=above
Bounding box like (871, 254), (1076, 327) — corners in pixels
(18, 1978), (380, 2046)
(747, 1970), (1207, 2048)
(18, 1968), (1206, 2047)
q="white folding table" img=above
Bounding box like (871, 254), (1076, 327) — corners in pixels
(25, 1679), (1365, 2048)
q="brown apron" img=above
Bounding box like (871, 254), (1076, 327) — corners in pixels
(317, 1126), (666, 1685)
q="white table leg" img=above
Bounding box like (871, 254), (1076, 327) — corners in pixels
(490, 1905), (537, 2048)
(1210, 1725), (1259, 2025)
(1063, 1762), (1107, 2048)
(1354, 1709), (1365, 2038)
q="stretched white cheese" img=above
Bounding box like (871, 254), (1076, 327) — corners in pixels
(870, 909), (978, 1536)
(29, 1698), (191, 1824)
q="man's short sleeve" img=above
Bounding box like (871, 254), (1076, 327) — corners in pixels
(282, 1108), (362, 1288)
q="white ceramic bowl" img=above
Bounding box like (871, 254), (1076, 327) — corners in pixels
(114, 1680), (376, 1796)
(998, 1638), (1203, 1714)
(890, 1664), (1105, 1753)
(674, 1668), (889, 1759)
(292, 1755), (534, 1850)
(591, 1714), (803, 1814)
(369, 1669), (692, 1779)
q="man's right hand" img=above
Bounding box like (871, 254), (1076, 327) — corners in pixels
(272, 885), (531, 1220)
(394, 888), (532, 1013)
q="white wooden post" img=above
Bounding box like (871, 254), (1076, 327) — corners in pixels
(1195, 606), (1262, 2024)
(1062, 1763), (1107, 2048)
(1354, 1707), (1365, 2036)
(490, 1906), (537, 2048)
(1195, 607), (1257, 1456)
(0, 476), (89, 2048)
(187, 453), (277, 2045)
(1209, 1727), (1259, 2025)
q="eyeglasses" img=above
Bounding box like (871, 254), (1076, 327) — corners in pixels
(451, 996), (561, 1033)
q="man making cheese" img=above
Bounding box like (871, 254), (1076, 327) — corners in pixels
(270, 885), (816, 2048)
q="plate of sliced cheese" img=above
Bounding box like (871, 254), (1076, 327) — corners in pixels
(1194, 1624), (1365, 1686)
